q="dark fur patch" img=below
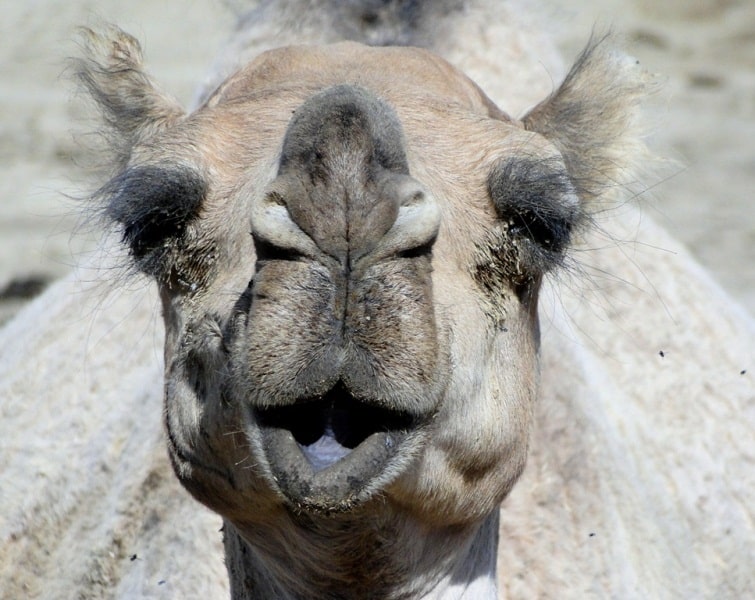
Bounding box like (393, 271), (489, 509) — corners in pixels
(103, 166), (207, 278)
(473, 157), (584, 308)
(274, 85), (409, 264)
(488, 157), (580, 259)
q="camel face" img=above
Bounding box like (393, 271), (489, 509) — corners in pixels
(81, 36), (624, 525)
(232, 84), (446, 510)
(66, 16), (662, 595)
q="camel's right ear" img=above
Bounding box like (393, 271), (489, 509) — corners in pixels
(76, 27), (185, 165)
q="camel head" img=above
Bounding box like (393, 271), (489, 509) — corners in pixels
(78, 26), (642, 533)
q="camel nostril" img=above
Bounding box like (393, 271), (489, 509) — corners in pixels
(394, 238), (435, 260)
(253, 236), (308, 264)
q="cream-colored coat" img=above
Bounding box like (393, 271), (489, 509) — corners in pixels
(1, 2), (752, 598)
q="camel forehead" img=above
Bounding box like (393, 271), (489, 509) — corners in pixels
(208, 41), (497, 115)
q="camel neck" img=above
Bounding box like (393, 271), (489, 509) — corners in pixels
(223, 508), (499, 599)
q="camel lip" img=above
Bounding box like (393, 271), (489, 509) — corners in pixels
(252, 382), (423, 510)
(254, 382), (419, 455)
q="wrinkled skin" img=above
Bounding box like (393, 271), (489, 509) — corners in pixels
(80, 26), (639, 597)
(119, 43), (565, 523)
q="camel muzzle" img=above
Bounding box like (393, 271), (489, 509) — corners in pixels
(253, 380), (425, 511)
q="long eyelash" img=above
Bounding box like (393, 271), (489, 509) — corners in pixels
(100, 165), (207, 275)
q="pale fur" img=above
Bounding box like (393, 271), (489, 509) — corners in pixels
(1, 1), (753, 599)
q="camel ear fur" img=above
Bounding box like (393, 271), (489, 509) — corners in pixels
(523, 35), (651, 207)
(76, 26), (185, 166)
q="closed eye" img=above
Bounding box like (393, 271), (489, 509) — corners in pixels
(488, 156), (583, 267)
(507, 208), (572, 254)
(103, 165), (207, 277)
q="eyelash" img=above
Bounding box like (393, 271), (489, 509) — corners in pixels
(505, 207), (572, 254)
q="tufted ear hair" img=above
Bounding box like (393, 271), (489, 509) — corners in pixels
(75, 26), (185, 166)
(523, 34), (651, 206)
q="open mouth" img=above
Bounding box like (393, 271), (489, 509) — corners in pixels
(256, 382), (416, 471)
(253, 382), (421, 509)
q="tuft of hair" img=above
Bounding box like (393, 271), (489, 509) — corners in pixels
(74, 26), (185, 167)
(523, 33), (654, 210)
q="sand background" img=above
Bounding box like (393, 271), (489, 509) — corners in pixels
(1, 0), (753, 325)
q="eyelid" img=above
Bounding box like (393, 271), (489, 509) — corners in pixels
(487, 157), (582, 255)
(103, 165), (207, 275)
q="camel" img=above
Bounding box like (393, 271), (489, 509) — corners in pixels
(1, 1), (752, 598)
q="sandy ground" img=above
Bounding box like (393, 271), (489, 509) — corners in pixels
(0, 0), (753, 325)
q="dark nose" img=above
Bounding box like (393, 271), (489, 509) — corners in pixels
(276, 85), (410, 267)
(243, 84), (441, 414)
(250, 83), (440, 311)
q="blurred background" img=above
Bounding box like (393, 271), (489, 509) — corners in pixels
(1, 0), (752, 324)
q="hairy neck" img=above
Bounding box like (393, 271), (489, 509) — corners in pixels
(223, 507), (499, 599)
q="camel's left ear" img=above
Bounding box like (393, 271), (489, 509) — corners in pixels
(76, 26), (185, 166)
(523, 35), (651, 206)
